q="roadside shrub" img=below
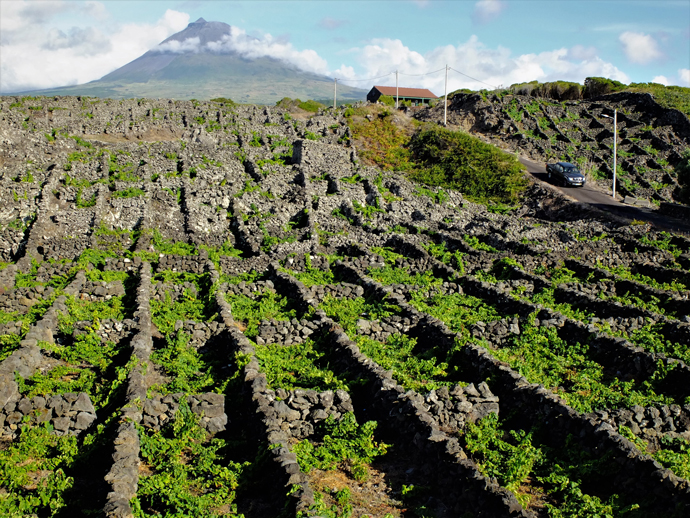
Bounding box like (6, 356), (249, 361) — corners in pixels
(409, 126), (528, 203)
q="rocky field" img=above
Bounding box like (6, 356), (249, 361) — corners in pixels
(418, 91), (690, 205)
(1, 95), (690, 517)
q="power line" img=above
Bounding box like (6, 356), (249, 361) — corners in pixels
(329, 65), (498, 110)
(335, 72), (393, 82)
(398, 67), (446, 77)
(449, 67), (498, 89)
(335, 66), (497, 89)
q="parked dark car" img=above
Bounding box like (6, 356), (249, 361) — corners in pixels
(546, 162), (586, 187)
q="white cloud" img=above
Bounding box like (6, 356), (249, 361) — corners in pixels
(43, 26), (112, 56)
(205, 27), (330, 76)
(652, 75), (669, 85)
(1, 8), (189, 92)
(567, 45), (598, 61)
(0, 1), (69, 45)
(1, 1), (108, 45)
(83, 1), (109, 22)
(680, 69), (690, 86)
(335, 36), (629, 95)
(155, 37), (202, 54)
(619, 31), (664, 64)
(473, 0), (507, 24)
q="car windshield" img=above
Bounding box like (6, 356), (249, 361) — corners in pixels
(563, 166), (580, 174)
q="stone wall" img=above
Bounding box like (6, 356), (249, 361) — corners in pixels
(0, 271), (84, 409)
(142, 392), (226, 433)
(103, 262), (152, 518)
(0, 392), (96, 438)
(319, 316), (528, 517)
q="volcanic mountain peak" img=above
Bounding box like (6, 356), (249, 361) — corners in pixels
(17, 17), (367, 103)
(155, 17), (233, 51)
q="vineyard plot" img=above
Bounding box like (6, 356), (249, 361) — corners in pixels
(1, 95), (690, 517)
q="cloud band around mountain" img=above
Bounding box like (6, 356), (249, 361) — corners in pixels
(151, 27), (330, 76)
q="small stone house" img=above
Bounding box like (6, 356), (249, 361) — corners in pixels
(367, 85), (438, 106)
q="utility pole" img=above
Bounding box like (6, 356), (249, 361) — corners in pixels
(395, 70), (399, 109)
(601, 109), (618, 199)
(444, 64), (448, 127)
(333, 78), (337, 109)
(613, 108), (617, 199)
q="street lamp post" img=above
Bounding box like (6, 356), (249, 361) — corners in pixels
(601, 110), (618, 200)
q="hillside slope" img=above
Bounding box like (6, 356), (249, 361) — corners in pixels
(417, 91), (690, 205)
(1, 95), (690, 517)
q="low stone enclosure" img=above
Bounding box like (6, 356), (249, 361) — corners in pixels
(0, 95), (690, 517)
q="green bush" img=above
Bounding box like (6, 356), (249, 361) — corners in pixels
(510, 80), (584, 100)
(275, 97), (325, 113)
(506, 77), (690, 115)
(275, 97), (299, 110)
(298, 99), (325, 112)
(447, 88), (475, 100)
(626, 83), (690, 116)
(583, 77), (627, 97)
(377, 95), (395, 107)
(348, 107), (414, 171)
(409, 126), (529, 203)
(210, 97), (236, 107)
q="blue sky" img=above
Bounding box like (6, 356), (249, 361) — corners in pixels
(1, 0), (688, 94)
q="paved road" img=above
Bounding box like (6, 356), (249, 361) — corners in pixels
(519, 157), (690, 234)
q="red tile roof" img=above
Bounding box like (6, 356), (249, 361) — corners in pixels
(372, 86), (438, 99)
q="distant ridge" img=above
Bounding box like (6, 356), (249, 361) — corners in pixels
(15, 18), (366, 104)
